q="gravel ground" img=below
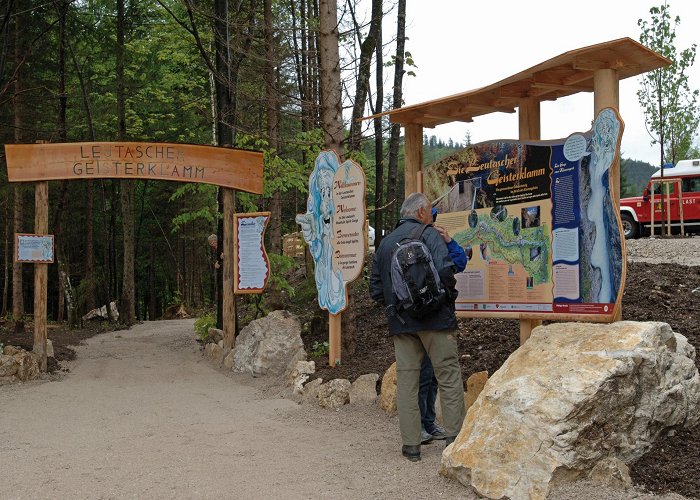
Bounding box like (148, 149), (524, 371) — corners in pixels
(1, 238), (696, 499)
(626, 236), (700, 266)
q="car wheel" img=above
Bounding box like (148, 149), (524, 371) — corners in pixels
(621, 212), (639, 239)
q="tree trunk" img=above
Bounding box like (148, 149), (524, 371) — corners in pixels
(2, 201), (9, 316)
(85, 181), (96, 311)
(265, 0), (282, 253)
(373, 17), (385, 247)
(12, 9), (24, 330)
(348, 0), (382, 153)
(318, 0), (344, 157)
(387, 0), (406, 223)
(54, 0), (79, 327)
(116, 0), (136, 325)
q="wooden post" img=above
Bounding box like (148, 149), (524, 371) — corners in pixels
(222, 188), (235, 353)
(518, 97), (541, 141)
(404, 123), (423, 197)
(593, 68), (622, 320)
(33, 181), (49, 372)
(677, 180), (685, 236)
(329, 312), (341, 367)
(518, 97), (543, 344)
(593, 69), (620, 205)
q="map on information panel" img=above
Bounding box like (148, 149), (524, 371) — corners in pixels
(424, 108), (625, 321)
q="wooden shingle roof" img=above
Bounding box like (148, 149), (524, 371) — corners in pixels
(362, 37), (671, 127)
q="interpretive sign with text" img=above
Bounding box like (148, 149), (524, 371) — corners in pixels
(295, 151), (366, 314)
(424, 108), (625, 321)
(233, 212), (270, 294)
(4, 142), (264, 193)
(16, 234), (54, 263)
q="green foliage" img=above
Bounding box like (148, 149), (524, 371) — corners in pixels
(638, 4), (700, 165)
(310, 341), (329, 357)
(621, 158), (658, 196)
(267, 253), (296, 297)
(194, 312), (216, 341)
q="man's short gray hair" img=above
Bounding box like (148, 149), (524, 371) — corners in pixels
(400, 192), (430, 218)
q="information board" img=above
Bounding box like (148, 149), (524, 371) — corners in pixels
(16, 234), (54, 263)
(423, 108), (625, 321)
(233, 212), (271, 294)
(296, 151), (366, 314)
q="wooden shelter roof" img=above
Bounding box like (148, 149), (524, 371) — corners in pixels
(362, 37), (671, 128)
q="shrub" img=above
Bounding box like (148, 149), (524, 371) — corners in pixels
(194, 312), (216, 341)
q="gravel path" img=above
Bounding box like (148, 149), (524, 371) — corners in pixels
(0, 316), (687, 499)
(626, 236), (700, 266)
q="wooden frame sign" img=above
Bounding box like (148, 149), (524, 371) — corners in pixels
(16, 234), (54, 263)
(423, 108), (626, 322)
(233, 212), (271, 294)
(4, 142), (264, 193)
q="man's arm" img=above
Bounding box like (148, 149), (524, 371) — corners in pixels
(446, 240), (467, 273)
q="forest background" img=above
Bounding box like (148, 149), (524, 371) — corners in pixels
(0, 0), (689, 329)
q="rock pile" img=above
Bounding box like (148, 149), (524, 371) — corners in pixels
(0, 346), (41, 382)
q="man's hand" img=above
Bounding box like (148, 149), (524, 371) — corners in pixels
(434, 225), (452, 243)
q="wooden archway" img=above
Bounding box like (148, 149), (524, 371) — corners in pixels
(5, 141), (264, 371)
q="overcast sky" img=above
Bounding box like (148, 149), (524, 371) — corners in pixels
(395, 0), (700, 165)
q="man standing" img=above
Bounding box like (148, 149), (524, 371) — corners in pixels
(370, 193), (466, 462)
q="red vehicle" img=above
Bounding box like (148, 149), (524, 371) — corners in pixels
(620, 159), (700, 239)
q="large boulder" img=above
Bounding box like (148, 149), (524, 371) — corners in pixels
(441, 321), (700, 500)
(231, 310), (306, 377)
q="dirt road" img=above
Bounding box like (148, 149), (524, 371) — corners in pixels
(1, 320), (475, 499)
(0, 320), (684, 499)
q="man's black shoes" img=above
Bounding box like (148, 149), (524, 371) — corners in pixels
(445, 436), (456, 447)
(401, 444), (421, 462)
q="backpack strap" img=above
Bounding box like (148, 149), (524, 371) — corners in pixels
(408, 223), (429, 241)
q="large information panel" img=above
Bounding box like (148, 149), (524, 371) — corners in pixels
(296, 151), (366, 314)
(424, 108), (625, 321)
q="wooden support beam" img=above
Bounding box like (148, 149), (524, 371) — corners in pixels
(518, 97), (541, 145)
(531, 82), (592, 93)
(404, 124), (424, 196)
(222, 188), (236, 353)
(593, 69), (620, 205)
(33, 181), (49, 372)
(593, 68), (622, 322)
(518, 97), (542, 344)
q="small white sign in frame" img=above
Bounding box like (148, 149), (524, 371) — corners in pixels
(16, 233), (55, 263)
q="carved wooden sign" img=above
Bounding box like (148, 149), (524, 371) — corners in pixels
(4, 142), (264, 193)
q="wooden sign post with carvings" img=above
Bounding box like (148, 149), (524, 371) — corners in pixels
(296, 151), (366, 367)
(4, 141), (264, 370)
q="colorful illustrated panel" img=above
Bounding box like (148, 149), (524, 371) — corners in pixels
(425, 108), (625, 320)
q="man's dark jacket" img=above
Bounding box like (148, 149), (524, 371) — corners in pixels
(370, 218), (458, 335)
